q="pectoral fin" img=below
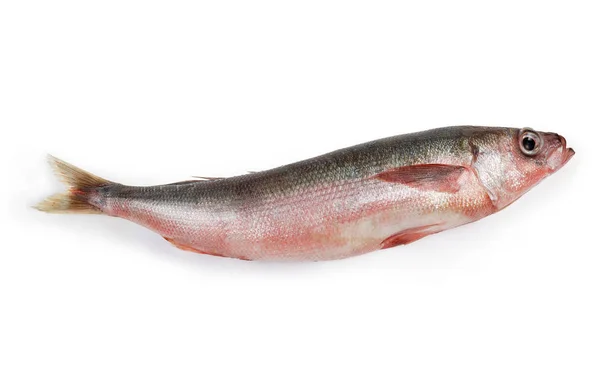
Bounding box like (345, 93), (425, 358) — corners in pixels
(374, 164), (466, 193)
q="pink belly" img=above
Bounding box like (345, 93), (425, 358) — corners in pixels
(111, 175), (494, 261)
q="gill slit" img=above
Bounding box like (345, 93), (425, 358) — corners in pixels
(468, 140), (499, 210)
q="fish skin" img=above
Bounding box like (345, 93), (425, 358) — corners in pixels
(39, 126), (574, 261)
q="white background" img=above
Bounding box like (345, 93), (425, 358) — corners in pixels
(1, 1), (598, 367)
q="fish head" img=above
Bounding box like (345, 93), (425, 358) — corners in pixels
(470, 127), (574, 210)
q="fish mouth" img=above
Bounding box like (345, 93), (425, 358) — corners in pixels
(558, 134), (575, 165)
(547, 134), (575, 171)
(565, 147), (575, 163)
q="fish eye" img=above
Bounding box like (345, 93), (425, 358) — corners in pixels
(519, 128), (543, 156)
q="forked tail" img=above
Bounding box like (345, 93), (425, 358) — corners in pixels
(35, 155), (112, 214)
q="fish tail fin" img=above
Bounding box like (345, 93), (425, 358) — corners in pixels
(34, 155), (112, 214)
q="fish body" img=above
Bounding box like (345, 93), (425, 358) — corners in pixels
(36, 126), (574, 261)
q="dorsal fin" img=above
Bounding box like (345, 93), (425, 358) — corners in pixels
(165, 179), (205, 185)
(191, 176), (226, 181)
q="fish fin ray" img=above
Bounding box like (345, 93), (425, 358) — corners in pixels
(165, 179), (205, 185)
(374, 164), (466, 193)
(164, 237), (209, 254)
(190, 171), (259, 181)
(35, 155), (110, 214)
(191, 176), (225, 181)
(380, 224), (441, 249)
(163, 237), (249, 260)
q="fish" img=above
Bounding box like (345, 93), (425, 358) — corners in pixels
(35, 126), (574, 261)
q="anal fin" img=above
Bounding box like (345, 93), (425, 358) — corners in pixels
(163, 237), (249, 260)
(164, 237), (203, 253)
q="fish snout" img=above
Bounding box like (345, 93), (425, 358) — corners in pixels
(556, 133), (575, 163)
(544, 133), (575, 169)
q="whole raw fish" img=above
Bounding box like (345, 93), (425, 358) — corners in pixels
(36, 126), (574, 261)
